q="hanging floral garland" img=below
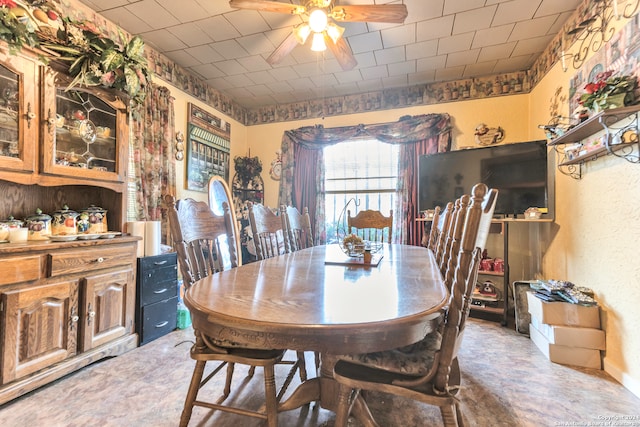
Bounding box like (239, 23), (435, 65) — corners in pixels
(0, 0), (152, 105)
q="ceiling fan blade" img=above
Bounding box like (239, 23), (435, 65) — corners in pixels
(326, 35), (357, 71)
(266, 32), (300, 66)
(331, 4), (408, 23)
(229, 0), (304, 15)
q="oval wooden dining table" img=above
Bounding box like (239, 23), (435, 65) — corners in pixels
(185, 243), (449, 426)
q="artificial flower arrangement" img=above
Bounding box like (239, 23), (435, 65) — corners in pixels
(234, 155), (263, 185)
(0, 0), (151, 105)
(578, 70), (638, 112)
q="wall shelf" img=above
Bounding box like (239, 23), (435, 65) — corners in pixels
(547, 105), (640, 179)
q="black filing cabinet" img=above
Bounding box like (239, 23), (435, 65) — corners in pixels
(136, 252), (178, 345)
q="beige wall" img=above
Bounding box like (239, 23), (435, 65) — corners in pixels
(528, 23), (640, 396)
(243, 95), (530, 208)
(160, 17), (640, 399)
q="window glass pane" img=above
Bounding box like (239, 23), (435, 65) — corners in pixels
(324, 139), (398, 243)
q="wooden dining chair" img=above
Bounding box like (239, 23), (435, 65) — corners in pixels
(283, 205), (314, 251)
(165, 195), (297, 427)
(432, 201), (454, 268)
(248, 202), (311, 382)
(347, 209), (393, 243)
(333, 183), (498, 427)
(425, 206), (442, 251)
(283, 205), (320, 374)
(248, 203), (290, 258)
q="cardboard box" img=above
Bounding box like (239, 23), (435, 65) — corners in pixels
(526, 291), (601, 328)
(529, 322), (602, 369)
(530, 316), (605, 350)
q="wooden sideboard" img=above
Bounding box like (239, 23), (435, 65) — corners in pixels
(0, 42), (139, 404)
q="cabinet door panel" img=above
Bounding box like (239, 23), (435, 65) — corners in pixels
(0, 280), (78, 384)
(80, 268), (133, 352)
(0, 50), (37, 173)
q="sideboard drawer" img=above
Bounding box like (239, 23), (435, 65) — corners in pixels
(0, 256), (42, 286)
(48, 245), (137, 277)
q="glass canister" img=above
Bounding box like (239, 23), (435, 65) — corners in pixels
(51, 205), (79, 236)
(0, 216), (23, 240)
(25, 208), (52, 240)
(80, 205), (108, 234)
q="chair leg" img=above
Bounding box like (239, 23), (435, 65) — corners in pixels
(180, 360), (206, 427)
(248, 365), (256, 377)
(334, 384), (354, 427)
(296, 351), (308, 381)
(314, 351), (320, 376)
(263, 364), (279, 427)
(224, 362), (234, 397)
(440, 403), (461, 427)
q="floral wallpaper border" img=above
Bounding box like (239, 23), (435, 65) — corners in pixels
(58, 0), (612, 127)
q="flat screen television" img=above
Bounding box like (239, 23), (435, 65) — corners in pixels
(418, 140), (555, 219)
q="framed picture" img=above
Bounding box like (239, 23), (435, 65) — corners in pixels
(185, 104), (231, 192)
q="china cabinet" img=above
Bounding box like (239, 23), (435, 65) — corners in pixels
(0, 43), (138, 404)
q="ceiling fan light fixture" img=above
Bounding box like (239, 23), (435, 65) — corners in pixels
(294, 23), (312, 44)
(308, 8), (328, 33)
(326, 22), (344, 44)
(311, 32), (327, 52)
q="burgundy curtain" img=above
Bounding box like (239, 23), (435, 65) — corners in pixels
(278, 114), (451, 245)
(398, 132), (452, 246)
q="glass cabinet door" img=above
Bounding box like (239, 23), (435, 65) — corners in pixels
(0, 55), (37, 173)
(54, 89), (117, 172)
(41, 68), (128, 183)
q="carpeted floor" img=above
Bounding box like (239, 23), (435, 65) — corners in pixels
(1, 318), (638, 427)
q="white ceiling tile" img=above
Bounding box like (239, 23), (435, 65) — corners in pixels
(406, 40), (438, 60)
(156, 0), (209, 22)
(214, 60), (248, 76)
(381, 24), (416, 48)
(463, 61), (499, 77)
(403, 0), (446, 23)
(126, 0), (179, 30)
(477, 43), (517, 62)
(511, 34), (554, 56)
(446, 49), (481, 68)
(510, 16), (558, 41)
(245, 84), (274, 97)
(435, 66), (466, 81)
(452, 5), (498, 34)
(374, 46), (406, 65)
(101, 8), (153, 33)
(443, 0), (487, 15)
(225, 10), (271, 36)
(492, 0), (541, 26)
(211, 40), (250, 60)
(438, 33), (475, 55)
(168, 23), (213, 47)
(349, 32), (384, 54)
(184, 45), (224, 63)
(197, 16), (241, 42)
(189, 63), (224, 80)
(236, 33), (277, 56)
(77, 0), (584, 110)
(360, 65), (390, 80)
(388, 60), (416, 77)
(416, 15), (455, 41)
(245, 70), (276, 85)
(141, 29), (188, 51)
(417, 55), (447, 72)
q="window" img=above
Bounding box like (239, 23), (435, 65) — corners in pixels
(324, 139), (399, 243)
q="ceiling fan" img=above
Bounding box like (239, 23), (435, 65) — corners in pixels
(228, 0), (408, 71)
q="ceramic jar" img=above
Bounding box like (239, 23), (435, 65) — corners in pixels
(79, 205), (108, 234)
(51, 205), (79, 236)
(25, 208), (52, 240)
(0, 216), (23, 240)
